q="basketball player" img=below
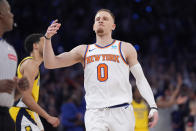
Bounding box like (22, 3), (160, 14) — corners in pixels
(0, 0), (29, 130)
(132, 86), (149, 131)
(9, 34), (60, 131)
(43, 9), (158, 131)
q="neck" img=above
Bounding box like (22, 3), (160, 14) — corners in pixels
(135, 99), (142, 103)
(30, 52), (43, 66)
(96, 33), (113, 46)
(0, 24), (5, 38)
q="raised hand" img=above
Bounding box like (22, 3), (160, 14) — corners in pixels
(176, 73), (183, 87)
(45, 20), (61, 39)
(176, 95), (188, 105)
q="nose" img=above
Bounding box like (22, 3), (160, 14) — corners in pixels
(98, 19), (103, 23)
(11, 12), (14, 18)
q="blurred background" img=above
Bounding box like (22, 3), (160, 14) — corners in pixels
(4, 0), (196, 130)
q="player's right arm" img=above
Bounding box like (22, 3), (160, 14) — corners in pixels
(20, 60), (59, 127)
(43, 20), (86, 69)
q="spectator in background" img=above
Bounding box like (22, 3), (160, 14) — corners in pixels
(185, 90), (196, 131)
(151, 74), (188, 131)
(132, 86), (149, 131)
(60, 89), (85, 131)
(186, 99), (196, 131)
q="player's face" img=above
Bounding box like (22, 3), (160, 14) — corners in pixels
(93, 11), (116, 36)
(133, 88), (142, 100)
(38, 37), (44, 58)
(0, 0), (14, 32)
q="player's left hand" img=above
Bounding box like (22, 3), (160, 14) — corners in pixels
(148, 108), (159, 128)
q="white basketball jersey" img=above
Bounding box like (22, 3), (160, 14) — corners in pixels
(84, 40), (132, 109)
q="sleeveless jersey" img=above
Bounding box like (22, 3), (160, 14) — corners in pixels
(84, 40), (132, 109)
(9, 57), (41, 122)
(132, 100), (149, 131)
(15, 57), (40, 107)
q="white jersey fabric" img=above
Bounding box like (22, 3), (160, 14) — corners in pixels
(0, 38), (17, 107)
(84, 40), (132, 109)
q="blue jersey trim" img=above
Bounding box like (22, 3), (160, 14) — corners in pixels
(95, 40), (115, 48)
(119, 42), (128, 65)
(84, 45), (89, 68)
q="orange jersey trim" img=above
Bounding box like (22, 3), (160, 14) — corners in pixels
(84, 45), (89, 68)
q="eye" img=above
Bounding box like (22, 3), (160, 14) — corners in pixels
(96, 17), (100, 21)
(103, 17), (108, 21)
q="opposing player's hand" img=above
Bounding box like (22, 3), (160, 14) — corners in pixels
(148, 109), (159, 128)
(45, 20), (61, 39)
(0, 79), (17, 94)
(46, 116), (60, 127)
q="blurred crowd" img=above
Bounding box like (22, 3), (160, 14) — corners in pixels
(4, 0), (196, 130)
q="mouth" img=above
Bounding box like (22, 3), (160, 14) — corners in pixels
(99, 24), (104, 27)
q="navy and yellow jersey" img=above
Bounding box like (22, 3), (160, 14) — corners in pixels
(132, 100), (149, 131)
(17, 56), (40, 103)
(9, 57), (40, 124)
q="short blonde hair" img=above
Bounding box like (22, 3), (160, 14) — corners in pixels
(96, 9), (115, 23)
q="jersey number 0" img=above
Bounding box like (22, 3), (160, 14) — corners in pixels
(97, 63), (108, 82)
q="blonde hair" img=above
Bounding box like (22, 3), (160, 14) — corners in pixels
(96, 9), (115, 23)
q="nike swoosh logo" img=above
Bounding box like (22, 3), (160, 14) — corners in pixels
(89, 48), (96, 52)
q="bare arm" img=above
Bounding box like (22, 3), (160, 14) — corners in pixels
(21, 61), (59, 127)
(156, 96), (176, 108)
(44, 42), (86, 69)
(43, 20), (86, 69)
(157, 74), (183, 108)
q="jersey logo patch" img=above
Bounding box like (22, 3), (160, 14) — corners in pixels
(89, 48), (96, 52)
(8, 54), (17, 61)
(111, 45), (117, 49)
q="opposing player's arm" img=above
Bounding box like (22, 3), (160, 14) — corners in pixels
(122, 42), (158, 128)
(21, 61), (59, 127)
(43, 40), (86, 69)
(20, 61), (50, 120)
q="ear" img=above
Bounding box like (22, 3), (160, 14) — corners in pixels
(93, 23), (95, 31)
(0, 11), (3, 19)
(33, 43), (38, 50)
(112, 24), (116, 31)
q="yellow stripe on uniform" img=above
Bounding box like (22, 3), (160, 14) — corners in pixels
(9, 56), (40, 122)
(132, 100), (149, 131)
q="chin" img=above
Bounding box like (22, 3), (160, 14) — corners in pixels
(96, 29), (105, 36)
(97, 32), (105, 37)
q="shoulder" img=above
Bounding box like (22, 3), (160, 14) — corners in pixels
(120, 41), (135, 50)
(20, 59), (39, 75)
(71, 44), (88, 57)
(119, 41), (137, 56)
(0, 40), (17, 53)
(74, 44), (88, 51)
